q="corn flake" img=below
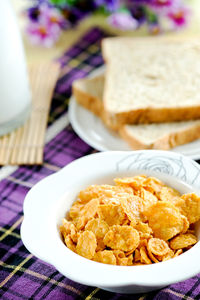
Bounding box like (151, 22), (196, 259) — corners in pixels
(60, 219), (71, 239)
(69, 203), (84, 220)
(175, 193), (200, 224)
(147, 248), (159, 263)
(96, 238), (106, 251)
(159, 186), (180, 202)
(97, 204), (125, 226)
(100, 186), (134, 206)
(78, 185), (107, 204)
(182, 216), (190, 234)
(143, 177), (164, 195)
(93, 250), (116, 265)
(126, 254), (134, 266)
(64, 235), (76, 253)
(85, 218), (109, 239)
(147, 238), (170, 256)
(139, 188), (158, 205)
(114, 175), (147, 190)
(134, 249), (141, 262)
(138, 238), (148, 249)
(144, 201), (187, 240)
(75, 198), (100, 230)
(76, 231), (97, 259)
(60, 219), (78, 242)
(104, 225), (140, 252)
(75, 216), (87, 231)
(170, 233), (197, 250)
(134, 221), (153, 238)
(159, 249), (174, 262)
(113, 250), (132, 266)
(120, 197), (140, 224)
(140, 246), (151, 264)
(121, 194), (155, 223)
(80, 198), (99, 219)
(125, 248), (135, 256)
(173, 249), (183, 258)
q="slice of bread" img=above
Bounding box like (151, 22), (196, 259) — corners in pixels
(72, 75), (200, 150)
(102, 37), (200, 129)
(72, 75), (104, 118)
(120, 121), (200, 150)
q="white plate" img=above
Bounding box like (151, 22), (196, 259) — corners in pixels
(69, 97), (200, 160)
(69, 97), (132, 151)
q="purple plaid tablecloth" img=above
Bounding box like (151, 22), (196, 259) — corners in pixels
(0, 27), (200, 300)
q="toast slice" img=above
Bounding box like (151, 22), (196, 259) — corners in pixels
(102, 37), (200, 129)
(72, 75), (200, 150)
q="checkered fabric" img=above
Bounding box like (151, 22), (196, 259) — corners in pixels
(0, 27), (200, 300)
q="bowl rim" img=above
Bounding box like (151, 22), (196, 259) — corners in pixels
(21, 150), (200, 288)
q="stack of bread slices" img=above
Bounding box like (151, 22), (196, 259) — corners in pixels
(72, 36), (200, 150)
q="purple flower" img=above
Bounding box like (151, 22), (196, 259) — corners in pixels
(95, 0), (120, 12)
(151, 0), (173, 7)
(108, 11), (138, 30)
(39, 3), (68, 28)
(149, 0), (180, 15)
(26, 22), (61, 47)
(167, 4), (191, 28)
(148, 0), (190, 28)
(26, 4), (68, 47)
(27, 6), (40, 22)
(25, 0), (191, 47)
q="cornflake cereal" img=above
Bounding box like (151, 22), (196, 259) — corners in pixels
(143, 201), (188, 240)
(94, 250), (116, 265)
(169, 233), (197, 250)
(60, 175), (200, 266)
(103, 225), (140, 252)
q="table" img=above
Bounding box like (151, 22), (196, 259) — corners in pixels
(1, 1), (200, 300)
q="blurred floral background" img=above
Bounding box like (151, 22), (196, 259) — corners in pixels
(25, 0), (191, 47)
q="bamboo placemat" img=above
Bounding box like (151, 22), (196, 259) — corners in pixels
(0, 62), (60, 165)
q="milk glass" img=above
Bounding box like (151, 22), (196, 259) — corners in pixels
(0, 0), (31, 136)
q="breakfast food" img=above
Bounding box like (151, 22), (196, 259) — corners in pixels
(73, 75), (200, 150)
(60, 175), (199, 265)
(102, 37), (200, 129)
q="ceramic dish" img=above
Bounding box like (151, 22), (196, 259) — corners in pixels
(68, 97), (132, 151)
(21, 150), (200, 294)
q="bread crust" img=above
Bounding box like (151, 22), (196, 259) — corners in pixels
(119, 123), (200, 150)
(72, 84), (102, 118)
(72, 80), (111, 128)
(104, 107), (200, 130)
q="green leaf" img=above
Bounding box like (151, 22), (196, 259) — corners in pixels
(66, 0), (79, 6)
(118, 6), (130, 14)
(143, 6), (158, 23)
(49, 0), (66, 5)
(49, 0), (78, 6)
(94, 6), (110, 16)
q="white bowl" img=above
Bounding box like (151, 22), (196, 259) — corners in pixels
(21, 150), (200, 294)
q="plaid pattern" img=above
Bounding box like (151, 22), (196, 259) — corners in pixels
(0, 27), (200, 300)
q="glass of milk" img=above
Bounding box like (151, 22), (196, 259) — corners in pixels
(0, 0), (31, 137)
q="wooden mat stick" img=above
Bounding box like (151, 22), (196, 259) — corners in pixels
(0, 134), (9, 164)
(4, 131), (15, 164)
(10, 127), (23, 165)
(16, 118), (30, 164)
